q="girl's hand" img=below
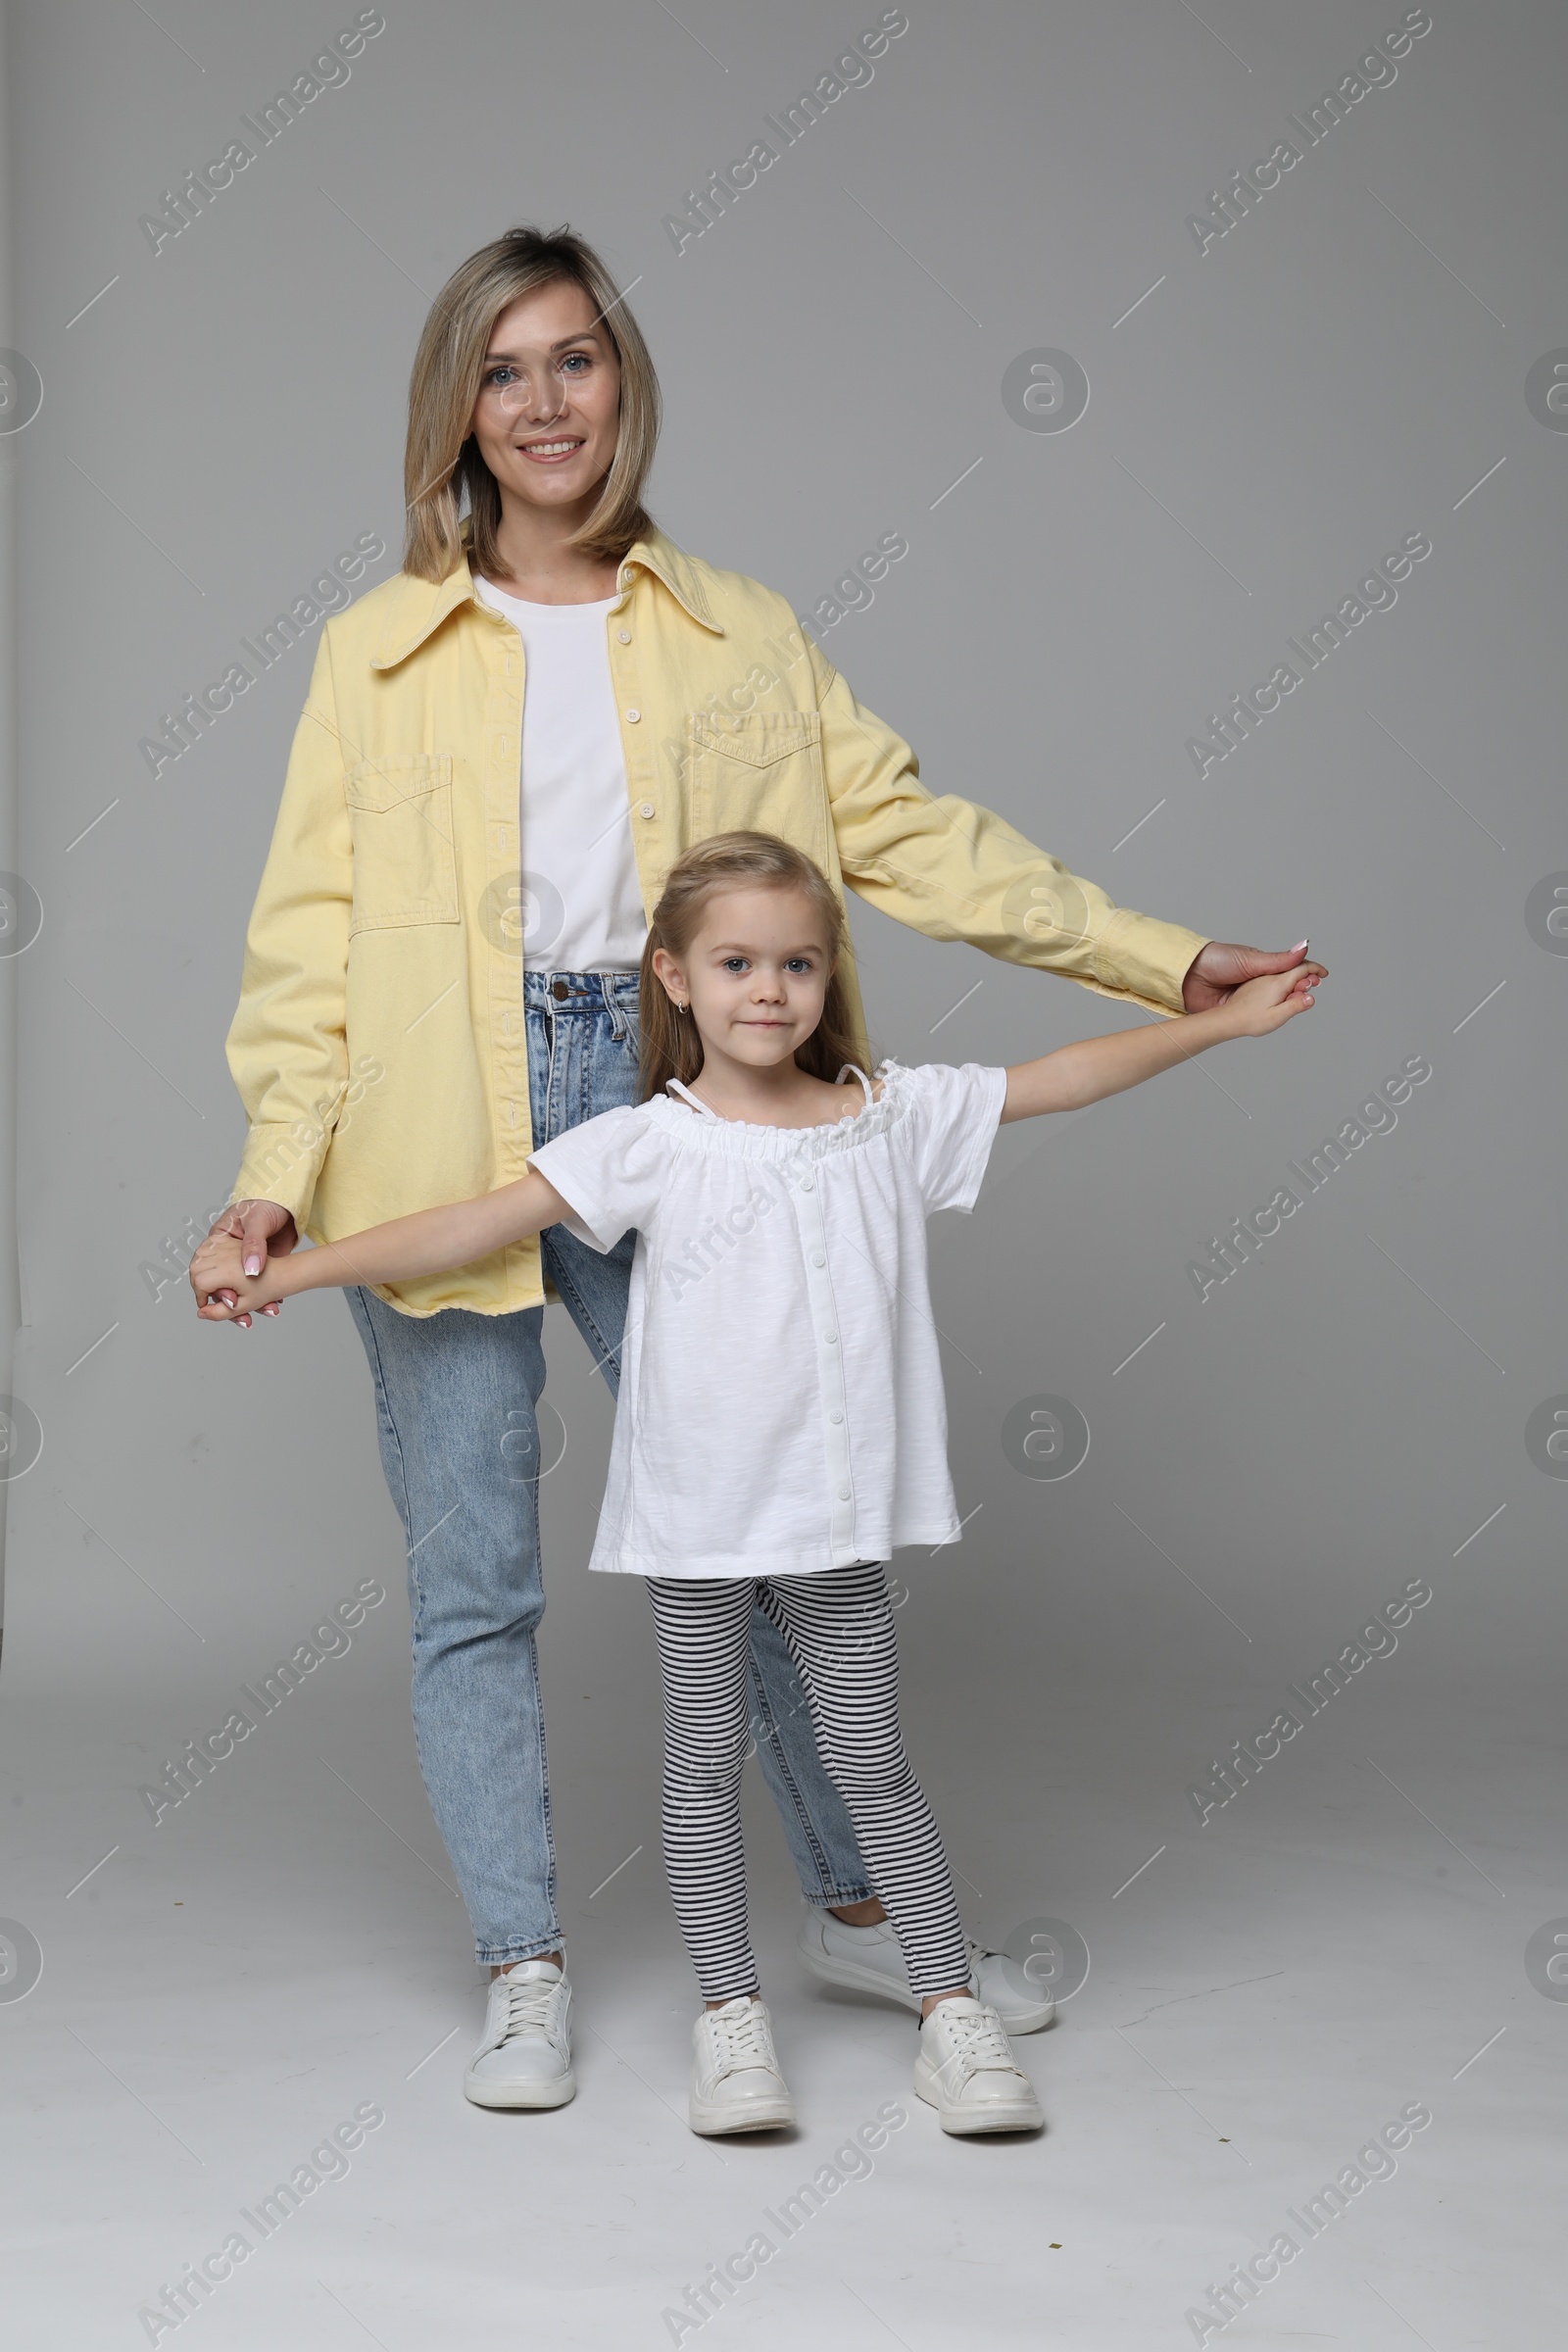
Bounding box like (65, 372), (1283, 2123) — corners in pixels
(1218, 967), (1316, 1038)
(191, 1234), (288, 1322)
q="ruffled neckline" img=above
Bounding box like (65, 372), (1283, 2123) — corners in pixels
(645, 1059), (912, 1163)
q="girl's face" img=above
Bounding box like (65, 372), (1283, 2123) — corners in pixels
(654, 886), (836, 1071)
(469, 279), (621, 520)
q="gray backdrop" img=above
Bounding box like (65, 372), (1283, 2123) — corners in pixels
(2, 2), (1563, 2345)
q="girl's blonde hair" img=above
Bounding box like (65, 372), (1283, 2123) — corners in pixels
(639, 834), (862, 1100)
(403, 224), (661, 585)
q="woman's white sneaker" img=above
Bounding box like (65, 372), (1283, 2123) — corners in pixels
(914, 1996), (1044, 2134)
(796, 1909), (1055, 2033)
(689, 1997), (796, 2135)
(464, 1959), (575, 2109)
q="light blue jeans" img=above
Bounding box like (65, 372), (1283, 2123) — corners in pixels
(346, 968), (874, 1965)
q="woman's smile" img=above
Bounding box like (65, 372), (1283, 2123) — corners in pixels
(517, 435), (587, 463)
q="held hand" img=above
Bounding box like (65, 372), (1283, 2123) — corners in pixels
(191, 1197), (297, 1329)
(1182, 939), (1327, 1012)
(1211, 967), (1316, 1039)
(190, 1233), (293, 1322)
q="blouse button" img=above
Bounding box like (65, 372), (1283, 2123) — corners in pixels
(800, 1175), (814, 1192)
(810, 1250), (826, 1267)
(823, 1331), (838, 1346)
(837, 1485), (851, 1500)
(829, 1409), (844, 1425)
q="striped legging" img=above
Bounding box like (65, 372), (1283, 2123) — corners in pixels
(647, 1563), (969, 2004)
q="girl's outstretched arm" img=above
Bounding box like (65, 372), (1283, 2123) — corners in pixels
(191, 1167), (573, 1320)
(1000, 967), (1312, 1125)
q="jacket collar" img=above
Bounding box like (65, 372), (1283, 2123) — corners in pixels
(628, 526), (725, 635)
(369, 521), (723, 669)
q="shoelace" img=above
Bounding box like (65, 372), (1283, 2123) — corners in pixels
(495, 1973), (564, 2045)
(705, 2002), (777, 2079)
(933, 2003), (1016, 2078)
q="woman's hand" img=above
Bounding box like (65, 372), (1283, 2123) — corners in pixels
(191, 1233), (292, 1322)
(192, 1197), (296, 1328)
(1183, 939), (1326, 1010)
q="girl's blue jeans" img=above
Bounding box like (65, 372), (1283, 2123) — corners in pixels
(345, 968), (875, 1966)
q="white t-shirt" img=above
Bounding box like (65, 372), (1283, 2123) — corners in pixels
(473, 579), (649, 972)
(526, 1059), (1009, 1579)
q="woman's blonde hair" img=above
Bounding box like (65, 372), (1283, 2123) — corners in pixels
(403, 224), (661, 584)
(639, 834), (862, 1100)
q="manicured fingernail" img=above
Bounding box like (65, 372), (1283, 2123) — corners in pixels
(244, 1254), (262, 1275)
(1291, 938), (1308, 954)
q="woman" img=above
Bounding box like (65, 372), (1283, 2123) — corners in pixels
(200, 224), (1323, 2112)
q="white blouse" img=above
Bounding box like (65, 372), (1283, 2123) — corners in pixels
(526, 1058), (1008, 1579)
(471, 580), (649, 973)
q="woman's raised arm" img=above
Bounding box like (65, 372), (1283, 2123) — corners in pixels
(810, 644), (1325, 1017)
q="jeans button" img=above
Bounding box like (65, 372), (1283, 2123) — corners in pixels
(551, 979), (568, 1001)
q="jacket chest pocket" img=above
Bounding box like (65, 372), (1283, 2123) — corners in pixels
(686, 711), (829, 865)
(343, 754), (459, 934)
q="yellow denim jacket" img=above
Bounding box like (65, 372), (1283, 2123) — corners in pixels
(226, 525), (1208, 1314)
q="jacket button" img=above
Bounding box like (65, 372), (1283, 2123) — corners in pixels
(617, 628), (631, 644)
(624, 707), (641, 723)
(639, 801), (656, 819)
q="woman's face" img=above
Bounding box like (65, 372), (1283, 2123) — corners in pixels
(469, 278), (621, 518)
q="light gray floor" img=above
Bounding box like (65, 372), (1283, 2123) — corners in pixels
(2, 1344), (1554, 2349)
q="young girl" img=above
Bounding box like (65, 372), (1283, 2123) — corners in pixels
(193, 832), (1311, 2137)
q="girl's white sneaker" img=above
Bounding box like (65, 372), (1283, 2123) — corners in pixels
(689, 1996), (797, 2134)
(914, 1996), (1045, 2134)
